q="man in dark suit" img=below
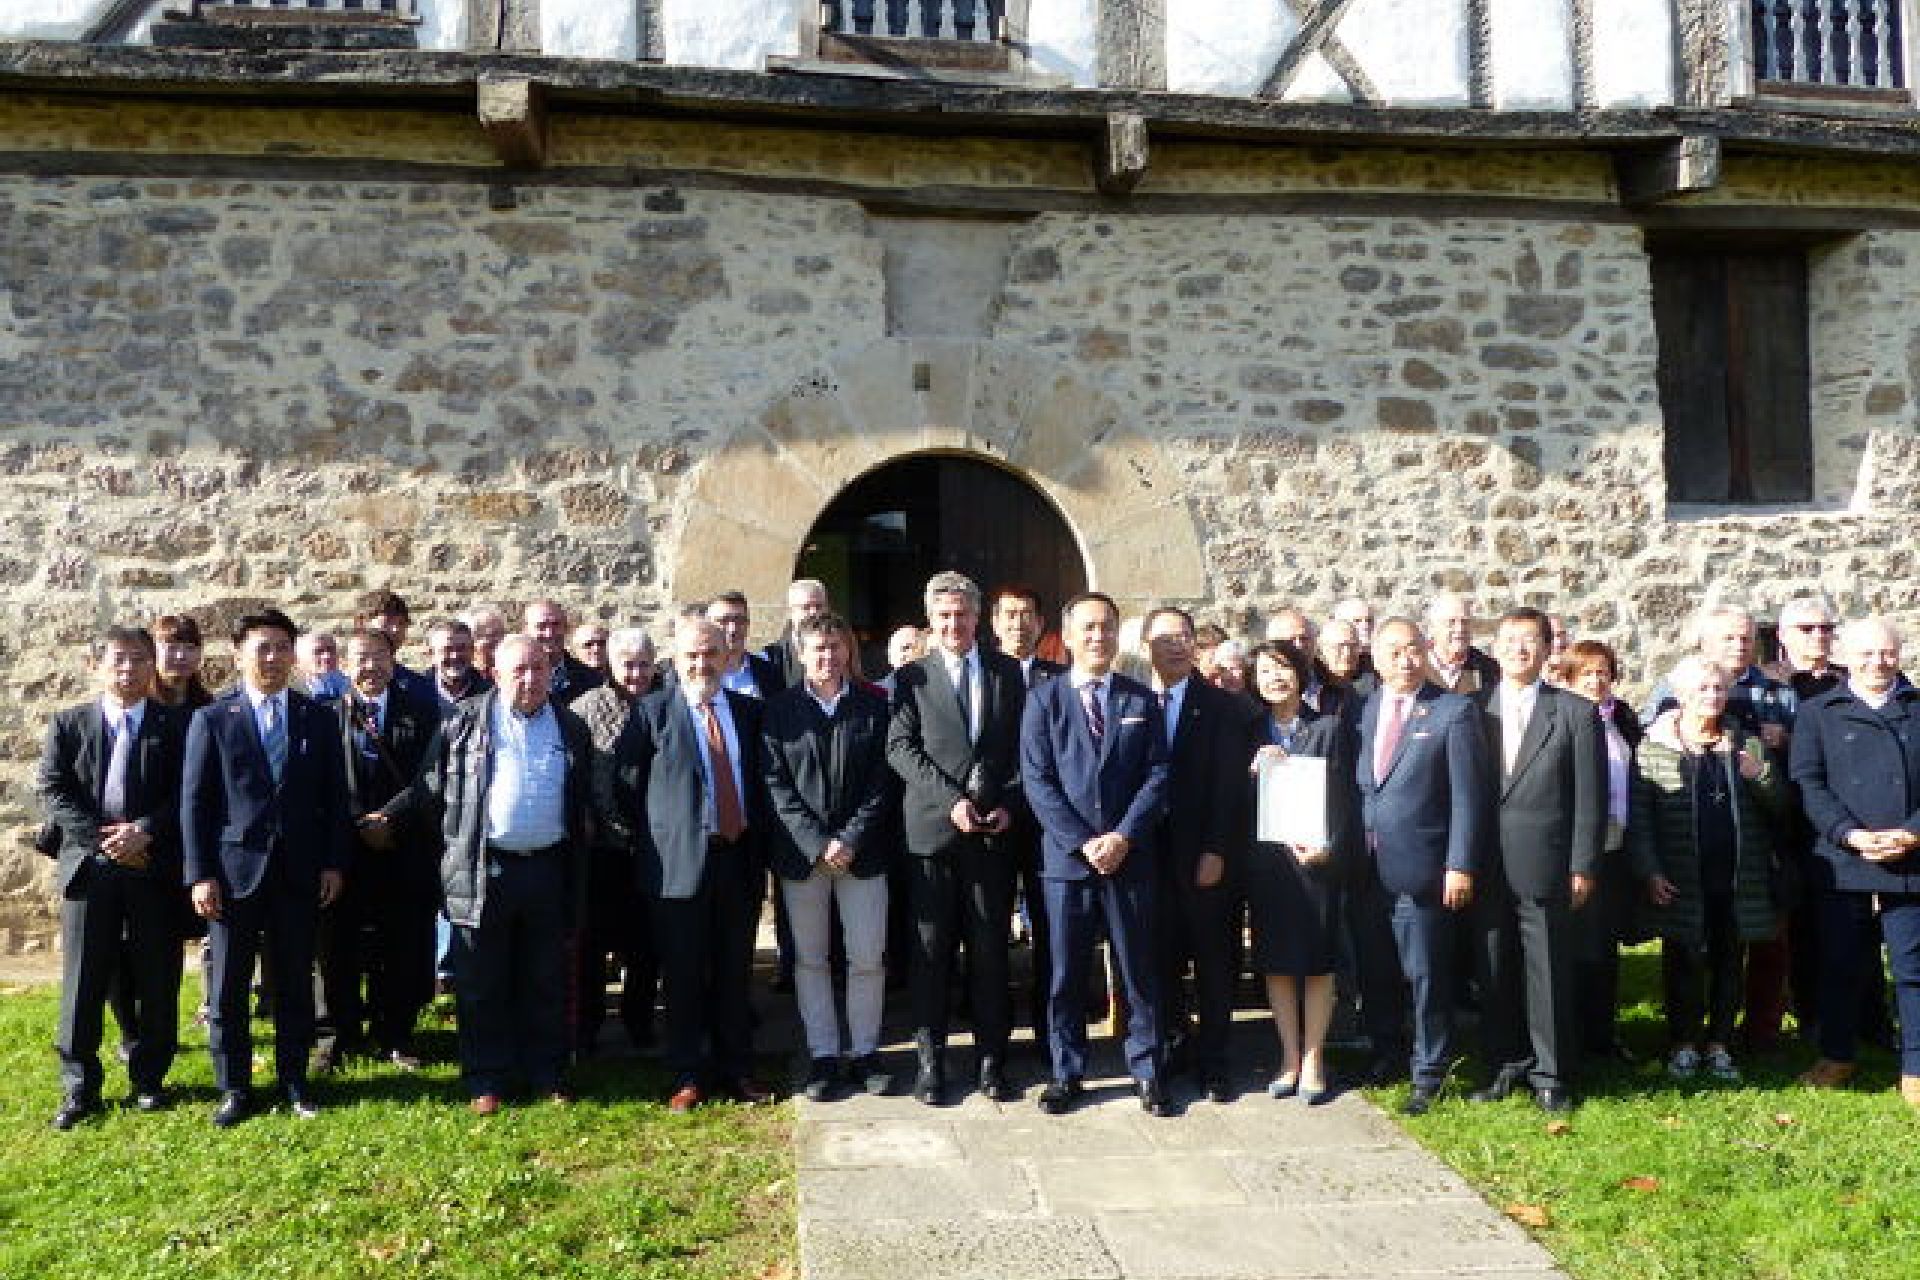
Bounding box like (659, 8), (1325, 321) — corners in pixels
(183, 609), (351, 1127)
(377, 633), (592, 1113)
(1022, 592), (1172, 1116)
(1143, 605), (1256, 1102)
(1468, 607), (1606, 1114)
(39, 625), (189, 1128)
(358, 588), (437, 713)
(526, 599), (606, 707)
(990, 584), (1066, 1044)
(314, 627), (440, 1072)
(1356, 616), (1491, 1115)
(707, 590), (786, 701)
(888, 570), (1027, 1104)
(614, 617), (771, 1113)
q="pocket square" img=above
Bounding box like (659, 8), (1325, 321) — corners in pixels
(1411, 730), (1433, 739)
(1119, 715), (1147, 725)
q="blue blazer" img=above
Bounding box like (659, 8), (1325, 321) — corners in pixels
(1356, 682), (1490, 898)
(1790, 683), (1920, 894)
(1019, 671), (1170, 882)
(181, 687), (352, 899)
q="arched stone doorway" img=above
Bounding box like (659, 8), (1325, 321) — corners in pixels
(666, 338), (1210, 637)
(795, 452), (1089, 670)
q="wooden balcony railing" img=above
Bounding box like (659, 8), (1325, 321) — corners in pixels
(1751, 0), (1906, 90)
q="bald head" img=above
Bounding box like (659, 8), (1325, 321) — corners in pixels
(1842, 617), (1903, 697)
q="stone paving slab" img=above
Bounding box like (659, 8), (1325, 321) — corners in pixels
(1036, 1154), (1249, 1214)
(1307, 1201), (1551, 1275)
(799, 1160), (1039, 1219)
(802, 1215), (1123, 1280)
(1224, 1147), (1480, 1206)
(799, 1116), (966, 1168)
(1092, 1206), (1353, 1279)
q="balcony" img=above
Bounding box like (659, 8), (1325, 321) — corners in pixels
(1749, 0), (1907, 96)
(811, 1), (1014, 74)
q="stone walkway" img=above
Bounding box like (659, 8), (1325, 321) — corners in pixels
(794, 1018), (1568, 1280)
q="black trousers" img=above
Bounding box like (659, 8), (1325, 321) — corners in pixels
(649, 841), (761, 1089)
(1011, 821), (1054, 1044)
(56, 860), (182, 1100)
(1474, 882), (1576, 1090)
(317, 853), (437, 1055)
(451, 851), (570, 1097)
(907, 836), (1014, 1060)
(1346, 867), (1410, 1061)
(207, 854), (320, 1093)
(1155, 853), (1240, 1079)
(1662, 894), (1745, 1047)
(575, 844), (658, 1051)
(1571, 854), (1636, 1055)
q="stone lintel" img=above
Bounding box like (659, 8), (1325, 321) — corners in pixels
(1615, 135), (1722, 205)
(1095, 112), (1149, 197)
(477, 73), (548, 170)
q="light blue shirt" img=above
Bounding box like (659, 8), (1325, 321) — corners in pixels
(683, 689), (746, 835)
(243, 685), (287, 745)
(485, 697), (568, 850)
(721, 663), (762, 699)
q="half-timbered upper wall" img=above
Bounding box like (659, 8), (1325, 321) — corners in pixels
(0, 0), (1677, 107)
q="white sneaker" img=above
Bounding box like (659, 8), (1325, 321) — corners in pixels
(1667, 1047), (1701, 1080)
(1703, 1047), (1741, 1083)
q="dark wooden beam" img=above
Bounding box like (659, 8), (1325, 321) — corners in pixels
(1616, 135), (1722, 205)
(1094, 110), (1149, 195)
(477, 73), (547, 168)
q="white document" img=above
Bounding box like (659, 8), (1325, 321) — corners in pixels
(1256, 753), (1329, 850)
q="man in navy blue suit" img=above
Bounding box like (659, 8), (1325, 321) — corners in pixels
(183, 608), (352, 1127)
(1021, 592), (1172, 1116)
(1356, 615), (1491, 1115)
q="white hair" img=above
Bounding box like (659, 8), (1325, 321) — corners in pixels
(607, 627), (654, 659)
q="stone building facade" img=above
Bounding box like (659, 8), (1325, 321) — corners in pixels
(1, 0), (1918, 947)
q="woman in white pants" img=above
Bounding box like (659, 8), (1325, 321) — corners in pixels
(761, 613), (895, 1100)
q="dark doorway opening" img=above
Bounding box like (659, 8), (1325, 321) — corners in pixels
(795, 453), (1088, 675)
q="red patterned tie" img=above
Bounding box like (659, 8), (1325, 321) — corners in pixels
(1373, 695), (1407, 780)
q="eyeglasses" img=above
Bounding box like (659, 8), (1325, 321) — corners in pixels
(1793, 623), (1837, 633)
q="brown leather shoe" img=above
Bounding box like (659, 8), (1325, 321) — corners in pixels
(667, 1084), (703, 1115)
(1797, 1058), (1857, 1089)
(469, 1093), (503, 1117)
(1900, 1075), (1920, 1108)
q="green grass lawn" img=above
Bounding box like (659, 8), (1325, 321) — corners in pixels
(0, 982), (794, 1280)
(1379, 946), (1920, 1280)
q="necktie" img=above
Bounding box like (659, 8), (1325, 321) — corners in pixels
(101, 711), (132, 821)
(263, 696), (287, 783)
(702, 701), (747, 842)
(1081, 680), (1105, 745)
(1159, 689), (1176, 747)
(366, 700), (381, 737)
(1373, 695), (1406, 780)
(1504, 695), (1526, 776)
(953, 659), (974, 742)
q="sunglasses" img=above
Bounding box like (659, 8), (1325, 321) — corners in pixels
(1793, 623), (1837, 633)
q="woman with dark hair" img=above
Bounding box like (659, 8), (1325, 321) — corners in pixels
(1245, 640), (1359, 1103)
(1563, 638), (1643, 1061)
(151, 614), (213, 709)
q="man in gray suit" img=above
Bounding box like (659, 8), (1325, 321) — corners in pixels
(888, 571), (1026, 1104)
(1470, 606), (1608, 1114)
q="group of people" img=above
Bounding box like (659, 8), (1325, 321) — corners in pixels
(38, 577), (1920, 1132)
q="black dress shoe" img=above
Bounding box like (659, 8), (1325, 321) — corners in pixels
(1203, 1075), (1232, 1105)
(1470, 1068), (1525, 1103)
(283, 1086), (321, 1119)
(212, 1090), (252, 1129)
(1535, 1088), (1575, 1115)
(802, 1057), (841, 1103)
(51, 1096), (99, 1131)
(132, 1088), (170, 1113)
(1401, 1085), (1440, 1116)
(912, 1064), (945, 1106)
(978, 1058), (1013, 1102)
(1037, 1078), (1082, 1115)
(850, 1053), (891, 1096)
(1137, 1078), (1171, 1118)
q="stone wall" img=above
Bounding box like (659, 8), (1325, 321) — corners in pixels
(3, 98), (1919, 948)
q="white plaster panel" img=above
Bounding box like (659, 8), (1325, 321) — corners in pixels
(415, 0), (468, 53)
(0, 0), (101, 39)
(663, 0), (801, 70)
(1591, 0), (1676, 106)
(1027, 0), (1098, 87)
(1167, 0), (1297, 96)
(1282, 52), (1354, 105)
(1341, 0), (1472, 106)
(540, 0), (637, 59)
(1488, 0), (1572, 108)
